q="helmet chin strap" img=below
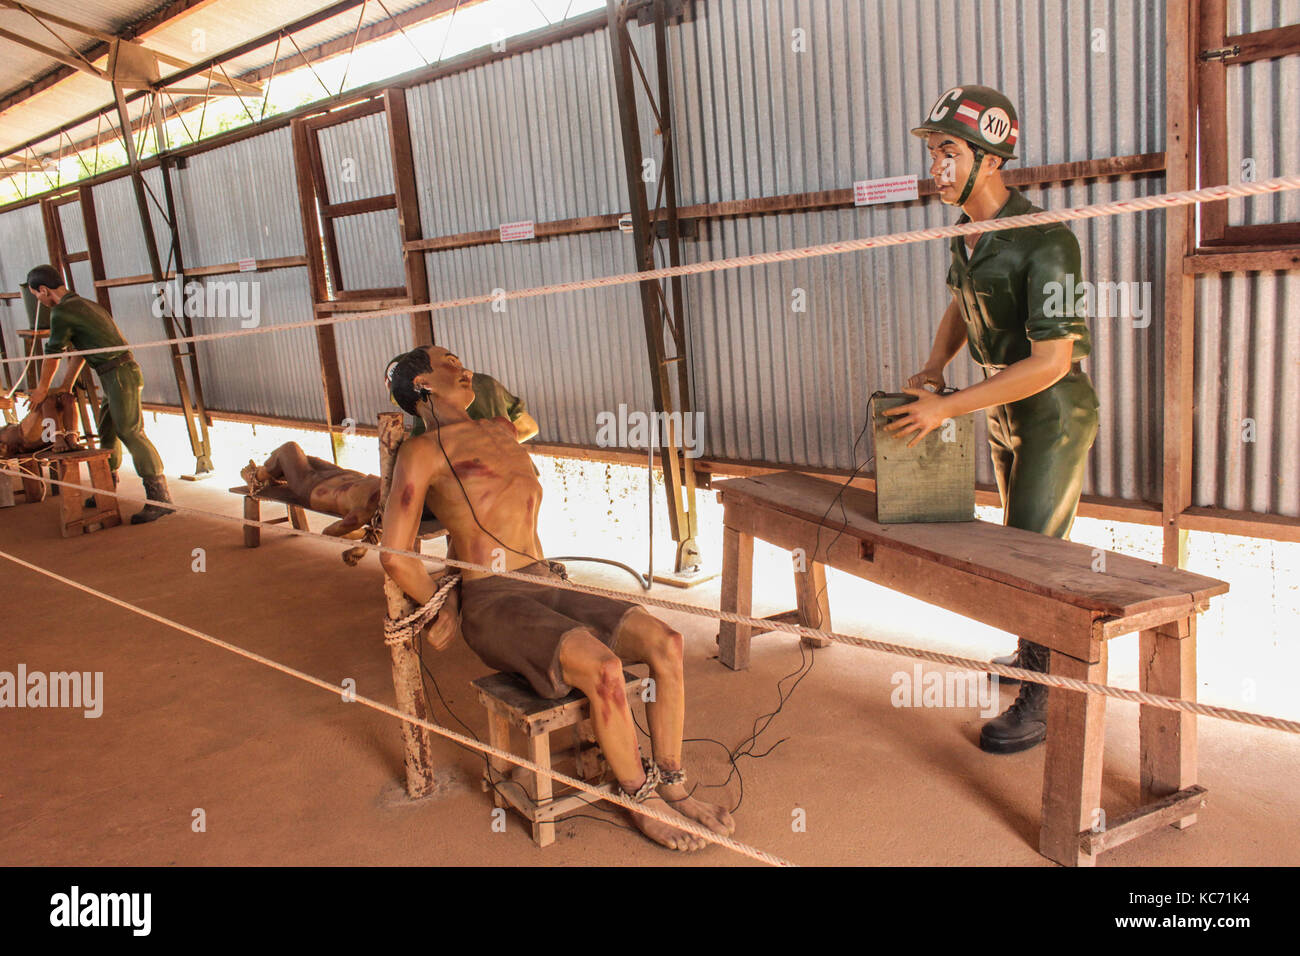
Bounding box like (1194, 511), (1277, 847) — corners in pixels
(957, 146), (986, 206)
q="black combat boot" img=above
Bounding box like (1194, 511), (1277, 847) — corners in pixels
(131, 475), (174, 524)
(979, 640), (1050, 754)
(990, 641), (1024, 686)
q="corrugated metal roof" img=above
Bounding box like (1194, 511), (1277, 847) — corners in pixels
(0, 0), (456, 156)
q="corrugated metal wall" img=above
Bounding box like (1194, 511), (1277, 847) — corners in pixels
(0, 203), (45, 373)
(1194, 271), (1300, 516)
(189, 267), (326, 422)
(404, 28), (647, 444)
(171, 126), (304, 263)
(406, 29), (626, 237)
(90, 168), (172, 279)
(168, 126), (325, 421)
(422, 232), (651, 445)
(656, 0), (1172, 506)
(0, 203), (47, 293)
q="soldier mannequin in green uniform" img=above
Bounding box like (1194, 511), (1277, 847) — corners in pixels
(25, 264), (174, 524)
(883, 86), (1100, 753)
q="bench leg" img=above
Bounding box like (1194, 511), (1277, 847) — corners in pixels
(85, 455), (121, 526)
(58, 462), (82, 537)
(243, 497), (261, 547)
(527, 733), (555, 848)
(793, 559), (833, 647)
(20, 460), (45, 503)
(1140, 618), (1198, 829)
(1039, 644), (1108, 867)
(0, 463), (14, 508)
(288, 504), (309, 531)
(485, 710), (511, 811)
(718, 525), (754, 670)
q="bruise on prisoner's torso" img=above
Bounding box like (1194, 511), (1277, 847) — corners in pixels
(308, 469), (381, 519)
(412, 417), (542, 578)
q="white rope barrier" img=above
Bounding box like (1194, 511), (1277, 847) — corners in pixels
(3, 174), (1298, 368)
(6, 464), (1297, 735)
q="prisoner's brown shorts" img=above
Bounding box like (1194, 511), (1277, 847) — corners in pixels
(459, 561), (641, 699)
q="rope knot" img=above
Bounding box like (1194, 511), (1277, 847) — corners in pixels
(383, 573), (460, 647)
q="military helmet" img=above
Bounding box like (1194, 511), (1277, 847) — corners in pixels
(911, 85), (1019, 160)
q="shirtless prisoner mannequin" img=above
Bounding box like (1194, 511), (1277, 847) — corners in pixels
(379, 346), (735, 852)
(241, 445), (380, 538)
(240, 374), (539, 537)
(0, 392), (80, 459)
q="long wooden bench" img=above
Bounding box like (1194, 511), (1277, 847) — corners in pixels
(714, 471), (1230, 867)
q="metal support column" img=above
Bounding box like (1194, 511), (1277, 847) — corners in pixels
(113, 85), (214, 477)
(607, 0), (701, 573)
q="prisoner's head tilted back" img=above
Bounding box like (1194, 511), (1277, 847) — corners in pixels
(912, 85), (1019, 204)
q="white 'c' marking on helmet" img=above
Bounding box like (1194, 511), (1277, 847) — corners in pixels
(928, 87), (964, 122)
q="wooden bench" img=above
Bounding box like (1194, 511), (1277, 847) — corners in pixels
(34, 447), (121, 536)
(473, 669), (642, 847)
(715, 471), (1230, 867)
(1, 454), (48, 507)
(230, 483), (449, 549)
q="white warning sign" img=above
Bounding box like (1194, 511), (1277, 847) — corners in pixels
(853, 174), (919, 207)
(499, 220), (536, 242)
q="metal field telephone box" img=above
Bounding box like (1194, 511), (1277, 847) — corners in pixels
(870, 391), (976, 523)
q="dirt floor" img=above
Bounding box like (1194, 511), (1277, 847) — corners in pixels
(2, 459), (1298, 868)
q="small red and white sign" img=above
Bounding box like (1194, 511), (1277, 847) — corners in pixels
(500, 220), (535, 242)
(854, 174), (919, 206)
(237, 257), (257, 273)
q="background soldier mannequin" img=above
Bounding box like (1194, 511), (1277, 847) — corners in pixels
(886, 85), (1100, 753)
(25, 264), (173, 524)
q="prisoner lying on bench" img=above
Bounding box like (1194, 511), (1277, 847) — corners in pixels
(236, 442), (447, 559)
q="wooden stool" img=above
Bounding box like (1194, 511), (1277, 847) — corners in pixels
(36, 448), (121, 536)
(0, 455), (49, 507)
(473, 669), (642, 847)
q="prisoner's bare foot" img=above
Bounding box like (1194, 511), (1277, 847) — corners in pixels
(658, 778), (736, 836)
(622, 794), (707, 852)
(241, 460), (271, 495)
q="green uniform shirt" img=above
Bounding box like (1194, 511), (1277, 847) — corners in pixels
(946, 188), (1092, 369)
(408, 372), (526, 436)
(45, 293), (131, 372)
(469, 372), (526, 421)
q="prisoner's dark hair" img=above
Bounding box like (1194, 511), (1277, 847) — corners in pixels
(26, 264), (63, 293)
(385, 346), (434, 415)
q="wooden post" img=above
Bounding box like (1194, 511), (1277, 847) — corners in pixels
(1163, 0), (1198, 567)
(378, 411), (439, 797)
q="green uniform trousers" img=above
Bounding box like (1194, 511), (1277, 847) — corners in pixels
(96, 362), (164, 479)
(985, 369), (1099, 540)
